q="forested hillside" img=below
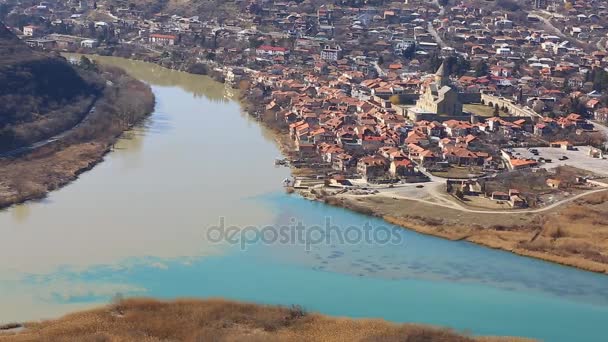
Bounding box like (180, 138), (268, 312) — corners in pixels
(0, 22), (103, 152)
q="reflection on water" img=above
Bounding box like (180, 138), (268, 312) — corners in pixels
(0, 56), (607, 342)
(10, 205), (30, 224)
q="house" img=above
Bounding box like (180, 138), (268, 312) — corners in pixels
(443, 146), (481, 166)
(25, 38), (55, 49)
(333, 153), (354, 171)
(149, 34), (176, 46)
(595, 108), (608, 122)
(389, 159), (416, 177)
(256, 45), (290, 57)
(546, 178), (562, 189)
(449, 180), (482, 195)
(357, 156), (387, 180)
(491, 191), (510, 201)
(296, 142), (316, 156)
(589, 147), (604, 158)
(550, 140), (574, 150)
(510, 195), (526, 208)
(587, 99), (601, 112)
(443, 120), (472, 137)
(321, 44), (342, 61)
(508, 158), (538, 170)
(80, 39), (98, 48)
(23, 25), (40, 37)
(502, 150), (538, 170)
(565, 113), (587, 126)
(534, 123), (550, 136)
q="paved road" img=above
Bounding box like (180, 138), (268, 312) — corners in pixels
(592, 121), (608, 137)
(426, 0), (446, 48)
(597, 37), (607, 52)
(431, 0), (446, 16)
(427, 22), (449, 49)
(531, 11), (587, 48)
(372, 61), (386, 77)
(427, 22), (447, 49)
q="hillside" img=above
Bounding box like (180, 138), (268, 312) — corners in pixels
(0, 23), (44, 65)
(0, 298), (533, 342)
(0, 22), (103, 153)
(108, 0), (241, 20)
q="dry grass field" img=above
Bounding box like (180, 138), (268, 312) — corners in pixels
(0, 298), (534, 342)
(463, 104), (500, 117)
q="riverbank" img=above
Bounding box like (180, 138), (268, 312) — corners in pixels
(0, 63), (155, 210)
(0, 298), (533, 342)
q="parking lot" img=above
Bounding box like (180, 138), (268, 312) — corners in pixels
(512, 147), (608, 176)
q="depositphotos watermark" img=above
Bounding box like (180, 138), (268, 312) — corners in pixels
(205, 217), (404, 251)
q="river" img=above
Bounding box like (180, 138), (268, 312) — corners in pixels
(0, 56), (607, 341)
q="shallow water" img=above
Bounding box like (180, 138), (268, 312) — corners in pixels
(0, 56), (607, 341)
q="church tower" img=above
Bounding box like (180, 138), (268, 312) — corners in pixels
(434, 62), (449, 87)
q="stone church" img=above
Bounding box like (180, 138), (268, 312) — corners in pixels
(412, 63), (463, 117)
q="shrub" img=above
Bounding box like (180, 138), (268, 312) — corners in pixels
(187, 62), (208, 75)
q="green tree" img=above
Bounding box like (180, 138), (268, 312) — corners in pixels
(562, 79), (572, 94)
(474, 60), (489, 77)
(444, 56), (471, 76)
(0, 4), (9, 19)
(592, 68), (608, 92)
(79, 56), (97, 71)
(389, 94), (401, 105)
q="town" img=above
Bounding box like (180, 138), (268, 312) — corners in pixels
(4, 2), (608, 339)
(4, 0), (608, 211)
